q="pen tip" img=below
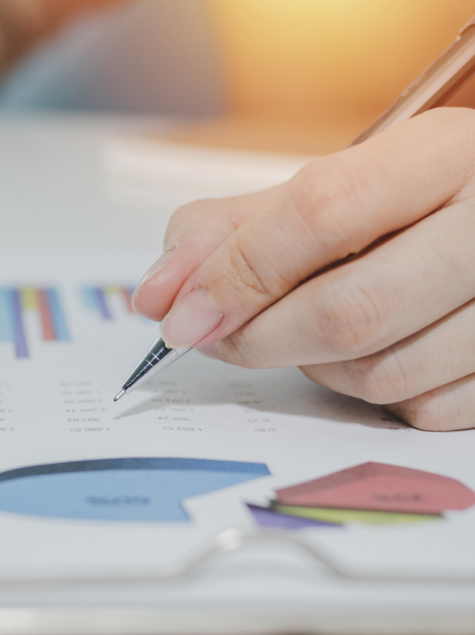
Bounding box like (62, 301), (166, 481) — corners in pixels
(113, 389), (126, 402)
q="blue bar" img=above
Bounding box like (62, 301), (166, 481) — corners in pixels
(93, 288), (112, 320)
(81, 288), (96, 311)
(46, 289), (70, 342)
(0, 289), (14, 343)
(82, 287), (112, 319)
(10, 289), (28, 358)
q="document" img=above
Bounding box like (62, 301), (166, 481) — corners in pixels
(2, 253), (475, 596)
(1, 121), (475, 631)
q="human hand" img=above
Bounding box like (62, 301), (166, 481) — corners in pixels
(132, 108), (475, 432)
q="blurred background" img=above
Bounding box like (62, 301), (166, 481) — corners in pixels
(0, 0), (474, 154)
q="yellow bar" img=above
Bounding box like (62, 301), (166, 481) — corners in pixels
(21, 288), (37, 311)
(272, 503), (441, 525)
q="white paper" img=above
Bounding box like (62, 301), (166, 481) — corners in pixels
(1, 117), (475, 630)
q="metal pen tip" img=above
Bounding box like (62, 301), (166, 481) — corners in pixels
(113, 389), (126, 402)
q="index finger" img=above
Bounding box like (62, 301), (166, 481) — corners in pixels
(132, 186), (281, 321)
(158, 108), (475, 349)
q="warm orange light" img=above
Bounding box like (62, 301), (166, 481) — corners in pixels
(206, 0), (475, 124)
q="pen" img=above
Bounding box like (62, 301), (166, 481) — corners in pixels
(352, 14), (475, 145)
(114, 340), (191, 400)
(114, 14), (475, 402)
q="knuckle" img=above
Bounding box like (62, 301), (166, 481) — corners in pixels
(417, 109), (475, 190)
(385, 377), (475, 432)
(349, 353), (411, 405)
(397, 381), (475, 432)
(395, 397), (449, 432)
(224, 237), (284, 298)
(314, 279), (383, 358)
(226, 240), (267, 296)
(288, 159), (362, 255)
(176, 198), (216, 219)
(165, 198), (216, 244)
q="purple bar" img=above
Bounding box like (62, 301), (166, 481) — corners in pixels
(246, 504), (340, 530)
(10, 289), (28, 358)
(94, 289), (112, 320)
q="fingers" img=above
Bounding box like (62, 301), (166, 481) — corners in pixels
(385, 374), (475, 432)
(299, 298), (475, 406)
(159, 108), (475, 349)
(209, 197), (475, 368)
(132, 187), (280, 321)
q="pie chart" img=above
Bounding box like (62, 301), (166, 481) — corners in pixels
(0, 458), (270, 522)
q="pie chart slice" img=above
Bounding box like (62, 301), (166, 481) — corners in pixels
(0, 458), (270, 522)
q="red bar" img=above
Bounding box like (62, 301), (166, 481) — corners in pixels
(37, 289), (56, 341)
(121, 288), (134, 313)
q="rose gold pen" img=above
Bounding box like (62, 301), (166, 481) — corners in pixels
(353, 14), (475, 145)
(114, 14), (475, 402)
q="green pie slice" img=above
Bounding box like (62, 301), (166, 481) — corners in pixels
(271, 503), (441, 525)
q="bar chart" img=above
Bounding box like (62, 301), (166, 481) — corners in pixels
(81, 286), (136, 320)
(0, 287), (70, 358)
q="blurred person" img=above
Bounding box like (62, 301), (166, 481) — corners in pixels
(0, 1), (117, 75)
(0, 0), (223, 115)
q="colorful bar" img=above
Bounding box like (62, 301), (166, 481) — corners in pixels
(21, 288), (37, 311)
(82, 286), (142, 320)
(81, 288), (98, 311)
(0, 287), (70, 358)
(93, 288), (112, 320)
(37, 289), (56, 341)
(46, 288), (70, 341)
(0, 289), (14, 343)
(10, 289), (28, 358)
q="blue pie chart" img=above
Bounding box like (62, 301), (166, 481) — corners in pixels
(0, 458), (270, 522)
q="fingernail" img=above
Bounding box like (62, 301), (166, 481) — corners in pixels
(132, 249), (175, 311)
(161, 288), (222, 348)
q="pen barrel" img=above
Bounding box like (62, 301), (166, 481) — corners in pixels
(352, 25), (475, 145)
(176, 346), (192, 358)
